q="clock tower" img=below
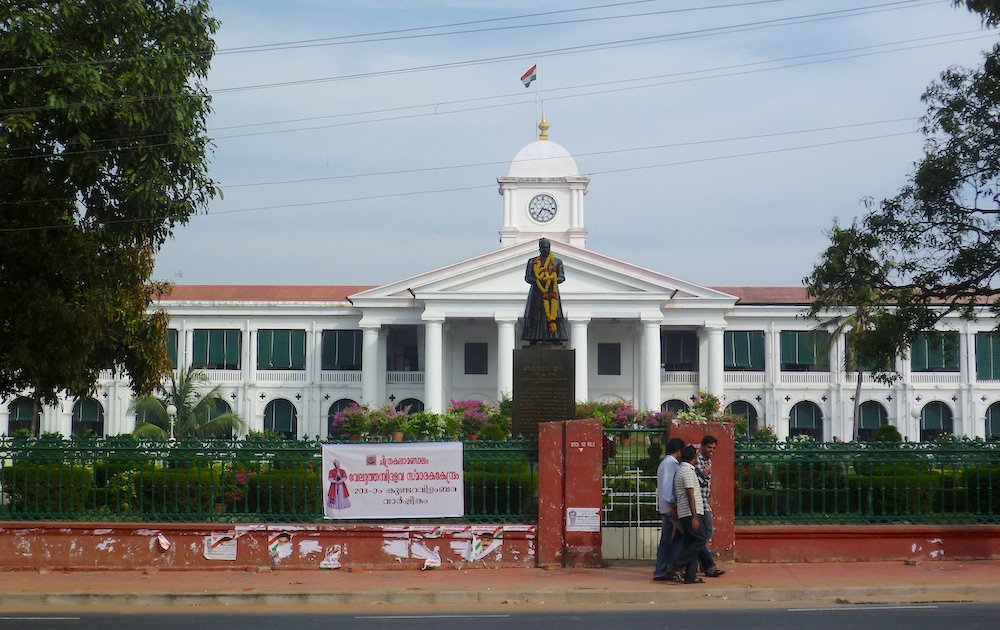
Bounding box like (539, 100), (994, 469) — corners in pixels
(497, 116), (590, 247)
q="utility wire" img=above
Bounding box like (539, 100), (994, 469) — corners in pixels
(0, 0), (938, 115)
(1, 30), (982, 160)
(0, 0), (792, 73)
(0, 129), (919, 229)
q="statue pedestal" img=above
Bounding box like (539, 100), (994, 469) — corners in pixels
(512, 346), (576, 437)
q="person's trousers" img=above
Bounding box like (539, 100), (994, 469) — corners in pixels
(697, 510), (717, 573)
(676, 514), (709, 583)
(653, 513), (683, 578)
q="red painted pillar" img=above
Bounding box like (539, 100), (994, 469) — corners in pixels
(562, 419), (603, 567)
(668, 420), (735, 560)
(537, 420), (565, 567)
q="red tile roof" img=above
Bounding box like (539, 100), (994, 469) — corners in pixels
(158, 285), (376, 303)
(711, 287), (811, 305)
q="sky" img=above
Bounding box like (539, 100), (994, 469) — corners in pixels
(152, 0), (998, 289)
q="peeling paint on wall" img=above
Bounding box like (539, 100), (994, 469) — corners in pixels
(298, 540), (323, 557)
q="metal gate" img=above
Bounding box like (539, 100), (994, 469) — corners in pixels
(601, 428), (663, 560)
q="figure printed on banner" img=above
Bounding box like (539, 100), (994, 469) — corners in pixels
(327, 459), (352, 510)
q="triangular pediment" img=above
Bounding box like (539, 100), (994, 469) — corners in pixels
(350, 241), (736, 308)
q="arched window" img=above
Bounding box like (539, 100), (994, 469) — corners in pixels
(987, 402), (1000, 442)
(327, 398), (357, 437)
(396, 398), (424, 413)
(725, 400), (758, 437)
(7, 397), (40, 436)
(858, 401), (889, 441)
(206, 398), (235, 438)
(919, 401), (954, 442)
(662, 399), (690, 413)
(72, 399), (105, 437)
(264, 399), (298, 439)
(788, 401), (823, 441)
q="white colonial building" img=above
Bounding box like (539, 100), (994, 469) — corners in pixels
(4, 120), (1000, 442)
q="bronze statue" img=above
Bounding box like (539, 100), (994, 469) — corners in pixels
(522, 238), (569, 344)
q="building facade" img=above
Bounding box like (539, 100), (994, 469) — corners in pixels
(4, 121), (1000, 442)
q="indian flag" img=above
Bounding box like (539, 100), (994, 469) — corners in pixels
(520, 64), (537, 88)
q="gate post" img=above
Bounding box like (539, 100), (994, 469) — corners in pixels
(537, 419), (604, 567)
(669, 420), (735, 560)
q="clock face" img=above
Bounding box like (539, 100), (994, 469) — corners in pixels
(528, 194), (557, 223)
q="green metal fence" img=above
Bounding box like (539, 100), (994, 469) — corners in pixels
(0, 437), (538, 524)
(736, 440), (1000, 525)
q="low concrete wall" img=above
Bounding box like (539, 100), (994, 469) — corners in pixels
(0, 522), (536, 571)
(736, 524), (1000, 562)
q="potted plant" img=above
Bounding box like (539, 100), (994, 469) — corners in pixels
(406, 412), (444, 441)
(370, 405), (407, 441)
(448, 399), (493, 441)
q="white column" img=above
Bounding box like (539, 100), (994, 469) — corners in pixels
(424, 317), (444, 413)
(642, 318), (662, 411)
(496, 316), (517, 401)
(570, 317), (590, 403)
(697, 329), (709, 392)
(705, 324), (725, 398)
(361, 325), (380, 405)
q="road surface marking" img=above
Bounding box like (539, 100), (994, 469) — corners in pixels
(789, 605), (939, 612)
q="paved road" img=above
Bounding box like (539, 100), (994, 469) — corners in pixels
(3, 602), (999, 629)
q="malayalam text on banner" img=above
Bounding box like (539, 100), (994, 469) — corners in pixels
(321, 442), (464, 519)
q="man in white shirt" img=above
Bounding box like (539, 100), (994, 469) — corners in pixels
(673, 444), (708, 584)
(653, 437), (686, 581)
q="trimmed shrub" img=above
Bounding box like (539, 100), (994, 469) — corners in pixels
(1, 462), (94, 516)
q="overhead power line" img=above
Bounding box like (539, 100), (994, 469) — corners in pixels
(0, 0), (792, 73)
(1, 28), (982, 160)
(0, 128), (919, 219)
(0, 0), (940, 115)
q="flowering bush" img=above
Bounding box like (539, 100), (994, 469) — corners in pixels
(225, 464), (261, 506)
(448, 399), (495, 438)
(368, 405), (407, 438)
(640, 409), (676, 428)
(611, 403), (639, 428)
(330, 403), (372, 438)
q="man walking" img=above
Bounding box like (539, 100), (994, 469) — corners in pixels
(652, 437), (685, 582)
(696, 435), (726, 577)
(673, 444), (707, 584)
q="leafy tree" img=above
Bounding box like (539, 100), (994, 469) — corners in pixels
(132, 366), (243, 439)
(808, 1), (1000, 383)
(805, 221), (901, 441)
(0, 1), (218, 404)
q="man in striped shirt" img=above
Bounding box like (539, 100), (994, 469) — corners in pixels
(673, 444), (708, 584)
(696, 435), (725, 577)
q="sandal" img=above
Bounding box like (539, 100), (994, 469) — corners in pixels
(684, 577), (706, 584)
(704, 569), (726, 578)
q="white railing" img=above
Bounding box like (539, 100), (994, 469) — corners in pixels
(320, 370), (362, 384)
(845, 372), (890, 386)
(256, 370), (307, 383)
(203, 369), (244, 383)
(910, 372), (961, 385)
(661, 371), (698, 384)
(779, 372), (831, 385)
(387, 371), (424, 385)
(724, 372), (765, 385)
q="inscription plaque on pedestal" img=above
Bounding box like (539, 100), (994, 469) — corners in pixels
(512, 347), (576, 437)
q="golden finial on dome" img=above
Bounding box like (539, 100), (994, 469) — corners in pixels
(538, 115), (549, 141)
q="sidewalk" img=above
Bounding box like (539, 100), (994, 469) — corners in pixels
(2, 560), (999, 611)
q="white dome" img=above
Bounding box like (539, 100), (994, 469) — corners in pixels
(507, 139), (579, 178)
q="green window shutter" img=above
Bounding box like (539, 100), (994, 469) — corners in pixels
(322, 330), (363, 371)
(208, 330), (225, 367)
(911, 334), (930, 371)
(976, 333), (991, 380)
(290, 330), (306, 369)
(272, 330), (291, 368)
(780, 331), (797, 365)
(257, 330), (273, 369)
(750, 332), (765, 370)
(225, 330), (241, 369)
(167, 329), (178, 369)
(192, 330), (208, 368)
(813, 331), (830, 368)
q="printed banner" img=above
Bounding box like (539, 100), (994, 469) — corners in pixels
(321, 442), (464, 519)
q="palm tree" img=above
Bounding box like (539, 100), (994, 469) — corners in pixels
(132, 366), (243, 439)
